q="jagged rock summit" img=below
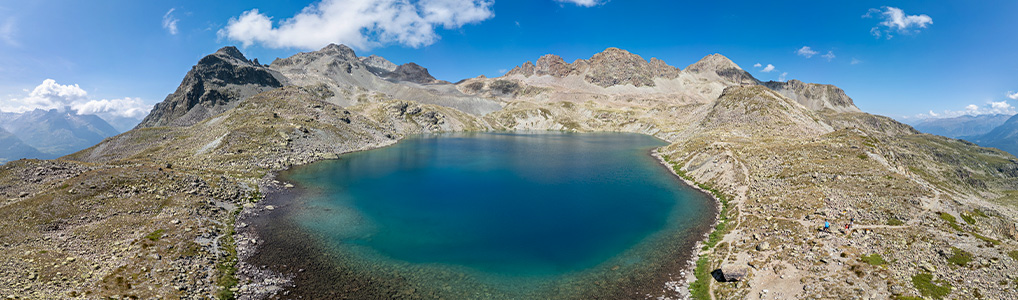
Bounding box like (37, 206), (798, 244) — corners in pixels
(137, 46), (285, 128)
(505, 47), (683, 87)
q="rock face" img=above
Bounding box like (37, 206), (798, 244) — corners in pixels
(136, 46), (285, 128)
(505, 47), (682, 87)
(763, 80), (861, 113)
(360, 54), (398, 75)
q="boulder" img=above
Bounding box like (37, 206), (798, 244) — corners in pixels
(756, 241), (771, 251)
(719, 264), (749, 282)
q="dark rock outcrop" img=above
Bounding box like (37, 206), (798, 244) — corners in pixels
(386, 62), (443, 84)
(137, 46), (285, 128)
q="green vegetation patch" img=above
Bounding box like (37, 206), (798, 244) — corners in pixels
(145, 229), (165, 241)
(911, 272), (952, 299)
(939, 212), (962, 231)
(216, 210), (241, 300)
(947, 247), (973, 266)
(689, 255), (711, 300)
(1007, 251), (1018, 261)
(960, 213), (976, 225)
(860, 253), (886, 266)
(887, 218), (904, 226)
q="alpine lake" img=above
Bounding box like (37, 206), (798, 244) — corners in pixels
(246, 132), (717, 299)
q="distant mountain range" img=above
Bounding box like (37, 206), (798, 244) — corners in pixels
(911, 114), (1011, 138)
(910, 114), (1018, 156)
(0, 108), (120, 163)
(966, 113), (1018, 156)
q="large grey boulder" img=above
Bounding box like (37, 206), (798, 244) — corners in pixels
(719, 264), (749, 282)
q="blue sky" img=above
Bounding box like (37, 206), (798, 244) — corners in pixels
(1, 0), (1016, 126)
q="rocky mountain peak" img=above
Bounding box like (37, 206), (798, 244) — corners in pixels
(387, 62), (441, 84)
(584, 47), (680, 88)
(137, 46), (284, 128)
(684, 53), (739, 73)
(684, 53), (757, 85)
(318, 43), (358, 61)
(504, 47), (680, 88)
(534, 54), (573, 77)
(214, 46), (248, 61)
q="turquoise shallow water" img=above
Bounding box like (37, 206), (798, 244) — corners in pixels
(257, 132), (715, 298)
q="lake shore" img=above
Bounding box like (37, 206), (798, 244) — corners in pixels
(234, 132), (720, 299)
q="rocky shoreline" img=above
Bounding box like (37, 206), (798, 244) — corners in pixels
(232, 133), (720, 300)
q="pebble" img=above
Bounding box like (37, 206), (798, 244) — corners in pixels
(265, 205), (275, 210)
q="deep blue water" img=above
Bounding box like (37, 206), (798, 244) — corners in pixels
(267, 132), (715, 298)
(287, 132), (710, 278)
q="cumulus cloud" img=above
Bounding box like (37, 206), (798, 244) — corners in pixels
(163, 8), (179, 35)
(0, 79), (151, 120)
(73, 97), (150, 119)
(220, 0), (495, 50)
(554, 0), (604, 7)
(761, 64), (775, 72)
(796, 46), (818, 58)
(753, 63), (762, 68)
(821, 51), (835, 62)
(1008, 91), (1018, 100)
(915, 100), (1017, 120)
(864, 6), (932, 39)
(778, 72), (788, 81)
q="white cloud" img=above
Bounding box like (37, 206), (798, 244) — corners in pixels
(554, 0), (604, 7)
(73, 98), (150, 119)
(753, 63), (762, 68)
(851, 58), (862, 65)
(915, 100), (1017, 120)
(821, 51), (835, 61)
(778, 72), (788, 81)
(796, 46), (818, 58)
(761, 64), (775, 73)
(0, 79), (151, 120)
(1008, 91), (1018, 100)
(864, 6), (932, 39)
(1, 17), (17, 46)
(220, 0), (495, 50)
(163, 8), (180, 35)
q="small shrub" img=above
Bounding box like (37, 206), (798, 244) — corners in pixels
(861, 253), (886, 265)
(947, 247), (972, 266)
(960, 214), (975, 225)
(911, 272), (952, 299)
(938, 212), (956, 223)
(887, 218), (904, 226)
(145, 229), (165, 241)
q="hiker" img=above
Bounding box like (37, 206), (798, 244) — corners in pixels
(824, 221), (830, 233)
